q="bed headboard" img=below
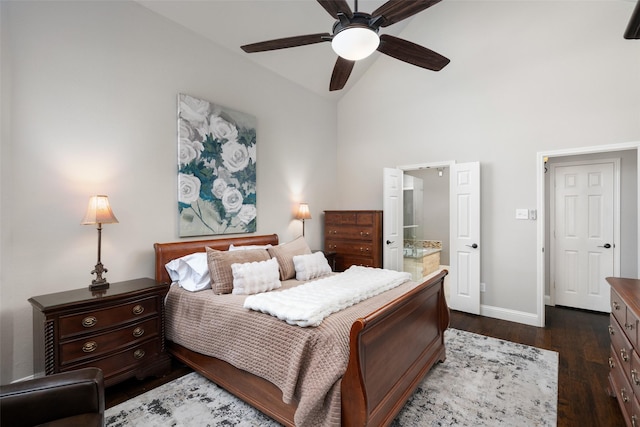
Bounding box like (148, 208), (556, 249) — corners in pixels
(153, 234), (279, 284)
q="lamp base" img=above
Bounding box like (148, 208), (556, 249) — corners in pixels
(89, 261), (110, 291)
(89, 279), (110, 292)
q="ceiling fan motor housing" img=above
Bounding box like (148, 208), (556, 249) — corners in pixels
(331, 12), (381, 61)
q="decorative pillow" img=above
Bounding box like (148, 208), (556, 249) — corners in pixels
(206, 247), (271, 294)
(231, 258), (281, 295)
(293, 252), (332, 281)
(165, 252), (210, 292)
(267, 236), (312, 280)
(228, 244), (273, 251)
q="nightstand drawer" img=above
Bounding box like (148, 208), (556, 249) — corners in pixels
(62, 338), (160, 380)
(59, 296), (158, 339)
(59, 317), (158, 365)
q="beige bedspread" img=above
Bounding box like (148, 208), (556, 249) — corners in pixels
(164, 277), (421, 427)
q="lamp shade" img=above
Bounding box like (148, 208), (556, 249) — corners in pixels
(81, 195), (119, 225)
(331, 27), (380, 61)
(295, 203), (312, 220)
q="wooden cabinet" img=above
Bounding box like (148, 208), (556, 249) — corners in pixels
(324, 210), (382, 272)
(607, 277), (640, 426)
(29, 278), (171, 387)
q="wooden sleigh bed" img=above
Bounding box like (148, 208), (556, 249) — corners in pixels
(154, 234), (449, 427)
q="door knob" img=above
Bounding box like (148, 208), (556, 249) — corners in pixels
(466, 243), (478, 249)
(386, 240), (394, 245)
(598, 243), (612, 249)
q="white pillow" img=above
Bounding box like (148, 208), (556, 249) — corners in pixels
(231, 257), (281, 295)
(293, 251), (332, 281)
(228, 244), (273, 251)
(165, 252), (210, 292)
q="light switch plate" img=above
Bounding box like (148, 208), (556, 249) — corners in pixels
(515, 209), (529, 220)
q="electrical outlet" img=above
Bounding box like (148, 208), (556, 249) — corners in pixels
(480, 282), (486, 292)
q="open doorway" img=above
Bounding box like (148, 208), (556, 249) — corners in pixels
(402, 167), (451, 284)
(384, 162), (481, 314)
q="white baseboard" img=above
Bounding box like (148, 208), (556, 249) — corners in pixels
(479, 304), (541, 327)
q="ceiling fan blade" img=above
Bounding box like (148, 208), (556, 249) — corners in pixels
(317, 0), (353, 19)
(377, 34), (449, 71)
(624, 0), (640, 39)
(329, 56), (355, 91)
(241, 33), (331, 53)
(372, 0), (441, 27)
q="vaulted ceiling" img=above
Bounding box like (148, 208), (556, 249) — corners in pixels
(137, 0), (418, 99)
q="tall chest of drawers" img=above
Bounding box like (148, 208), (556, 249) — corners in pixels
(29, 278), (171, 387)
(607, 277), (640, 426)
(324, 210), (382, 272)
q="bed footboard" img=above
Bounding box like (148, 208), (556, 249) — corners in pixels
(341, 270), (449, 427)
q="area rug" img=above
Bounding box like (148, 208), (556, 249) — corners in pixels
(105, 328), (558, 426)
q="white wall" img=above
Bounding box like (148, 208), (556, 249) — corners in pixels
(0, 1), (338, 383)
(336, 1), (640, 317)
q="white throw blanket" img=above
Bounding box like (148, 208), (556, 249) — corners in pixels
(243, 265), (412, 327)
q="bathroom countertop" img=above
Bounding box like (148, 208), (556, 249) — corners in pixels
(403, 247), (441, 259)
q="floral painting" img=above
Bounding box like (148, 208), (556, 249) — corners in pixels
(177, 94), (257, 237)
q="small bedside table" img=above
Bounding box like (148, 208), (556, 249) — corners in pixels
(319, 250), (337, 271)
(29, 278), (171, 387)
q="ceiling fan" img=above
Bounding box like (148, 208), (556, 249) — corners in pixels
(240, 0), (450, 91)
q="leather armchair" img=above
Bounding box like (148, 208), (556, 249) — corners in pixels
(0, 367), (105, 427)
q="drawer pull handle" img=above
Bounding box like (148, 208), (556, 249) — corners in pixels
(133, 327), (145, 338)
(613, 301), (620, 310)
(132, 305), (144, 315)
(82, 341), (98, 353)
(134, 349), (145, 360)
(632, 369), (640, 385)
(608, 325), (614, 335)
(621, 387), (630, 403)
(82, 316), (97, 328)
(609, 357), (615, 369)
(621, 348), (629, 362)
(627, 322), (635, 331)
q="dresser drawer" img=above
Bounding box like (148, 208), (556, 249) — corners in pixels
(628, 309), (640, 349)
(611, 316), (634, 378)
(612, 288), (628, 332)
(611, 345), (634, 424)
(325, 212), (358, 225)
(631, 348), (640, 396)
(336, 255), (377, 271)
(59, 317), (159, 366)
(325, 227), (375, 241)
(325, 211), (376, 226)
(326, 240), (374, 256)
(59, 296), (158, 339)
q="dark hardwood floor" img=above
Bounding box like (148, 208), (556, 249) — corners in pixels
(106, 306), (625, 426)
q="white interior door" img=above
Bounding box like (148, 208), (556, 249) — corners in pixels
(551, 160), (617, 312)
(449, 162), (481, 314)
(383, 167), (403, 271)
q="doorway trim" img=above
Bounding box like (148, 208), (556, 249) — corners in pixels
(537, 141), (640, 327)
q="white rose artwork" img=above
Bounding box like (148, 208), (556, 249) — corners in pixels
(177, 94), (257, 236)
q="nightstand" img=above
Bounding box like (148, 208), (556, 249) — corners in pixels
(29, 278), (171, 387)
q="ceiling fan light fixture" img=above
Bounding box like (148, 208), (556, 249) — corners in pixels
(331, 26), (380, 61)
